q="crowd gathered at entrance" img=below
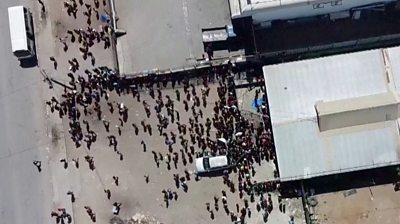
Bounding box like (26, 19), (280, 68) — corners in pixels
(37, 0), (285, 223)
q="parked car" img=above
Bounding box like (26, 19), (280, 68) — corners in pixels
(195, 155), (229, 173)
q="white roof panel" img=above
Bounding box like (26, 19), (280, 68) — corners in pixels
(265, 49), (388, 124)
(274, 120), (400, 181)
(8, 6), (28, 52)
(264, 47), (400, 181)
(209, 156), (228, 168)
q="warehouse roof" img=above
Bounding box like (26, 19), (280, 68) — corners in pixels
(264, 47), (400, 182)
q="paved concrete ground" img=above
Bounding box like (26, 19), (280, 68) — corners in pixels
(61, 81), (304, 224)
(314, 184), (400, 224)
(115, 0), (232, 75)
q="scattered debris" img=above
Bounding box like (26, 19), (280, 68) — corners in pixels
(343, 189), (357, 197)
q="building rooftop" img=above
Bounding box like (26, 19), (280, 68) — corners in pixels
(264, 46), (400, 182)
(229, 0), (396, 23)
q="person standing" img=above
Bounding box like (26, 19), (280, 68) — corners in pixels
(104, 189), (111, 200)
(112, 202), (122, 215)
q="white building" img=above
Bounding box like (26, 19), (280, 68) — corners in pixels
(264, 46), (400, 182)
(229, 0), (396, 25)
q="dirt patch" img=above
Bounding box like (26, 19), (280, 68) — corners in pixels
(53, 20), (67, 38)
(51, 125), (61, 146)
(110, 214), (161, 224)
(110, 217), (124, 224)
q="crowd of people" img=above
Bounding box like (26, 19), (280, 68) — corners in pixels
(38, 1), (124, 223)
(130, 64), (283, 223)
(37, 0), (285, 224)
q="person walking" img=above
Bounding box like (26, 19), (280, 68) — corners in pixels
(49, 57), (57, 70)
(141, 140), (146, 152)
(67, 191), (75, 203)
(88, 52), (96, 66)
(132, 123), (139, 135)
(104, 189), (111, 200)
(103, 119), (110, 132)
(66, 30), (75, 43)
(175, 89), (180, 101)
(117, 151), (123, 161)
(117, 126), (122, 136)
(84, 155), (95, 170)
(33, 160), (42, 172)
(113, 176), (119, 186)
(60, 158), (68, 169)
(72, 158), (79, 168)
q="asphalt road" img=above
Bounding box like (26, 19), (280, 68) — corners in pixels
(0, 0), (53, 223)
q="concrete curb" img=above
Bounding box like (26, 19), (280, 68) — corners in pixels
(121, 54), (249, 79)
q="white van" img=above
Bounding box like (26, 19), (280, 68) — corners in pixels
(8, 6), (35, 60)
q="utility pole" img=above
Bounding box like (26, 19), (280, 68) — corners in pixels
(39, 69), (74, 90)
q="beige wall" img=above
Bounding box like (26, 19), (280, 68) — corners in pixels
(316, 92), (400, 132)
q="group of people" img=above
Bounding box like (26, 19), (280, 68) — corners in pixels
(63, 0), (107, 21)
(51, 208), (72, 224)
(44, 63), (282, 224)
(39, 0), (285, 224)
(36, 0), (128, 223)
(124, 63), (282, 224)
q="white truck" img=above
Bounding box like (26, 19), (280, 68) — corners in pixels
(8, 6), (35, 60)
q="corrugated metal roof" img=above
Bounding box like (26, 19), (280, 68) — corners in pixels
(264, 47), (400, 181)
